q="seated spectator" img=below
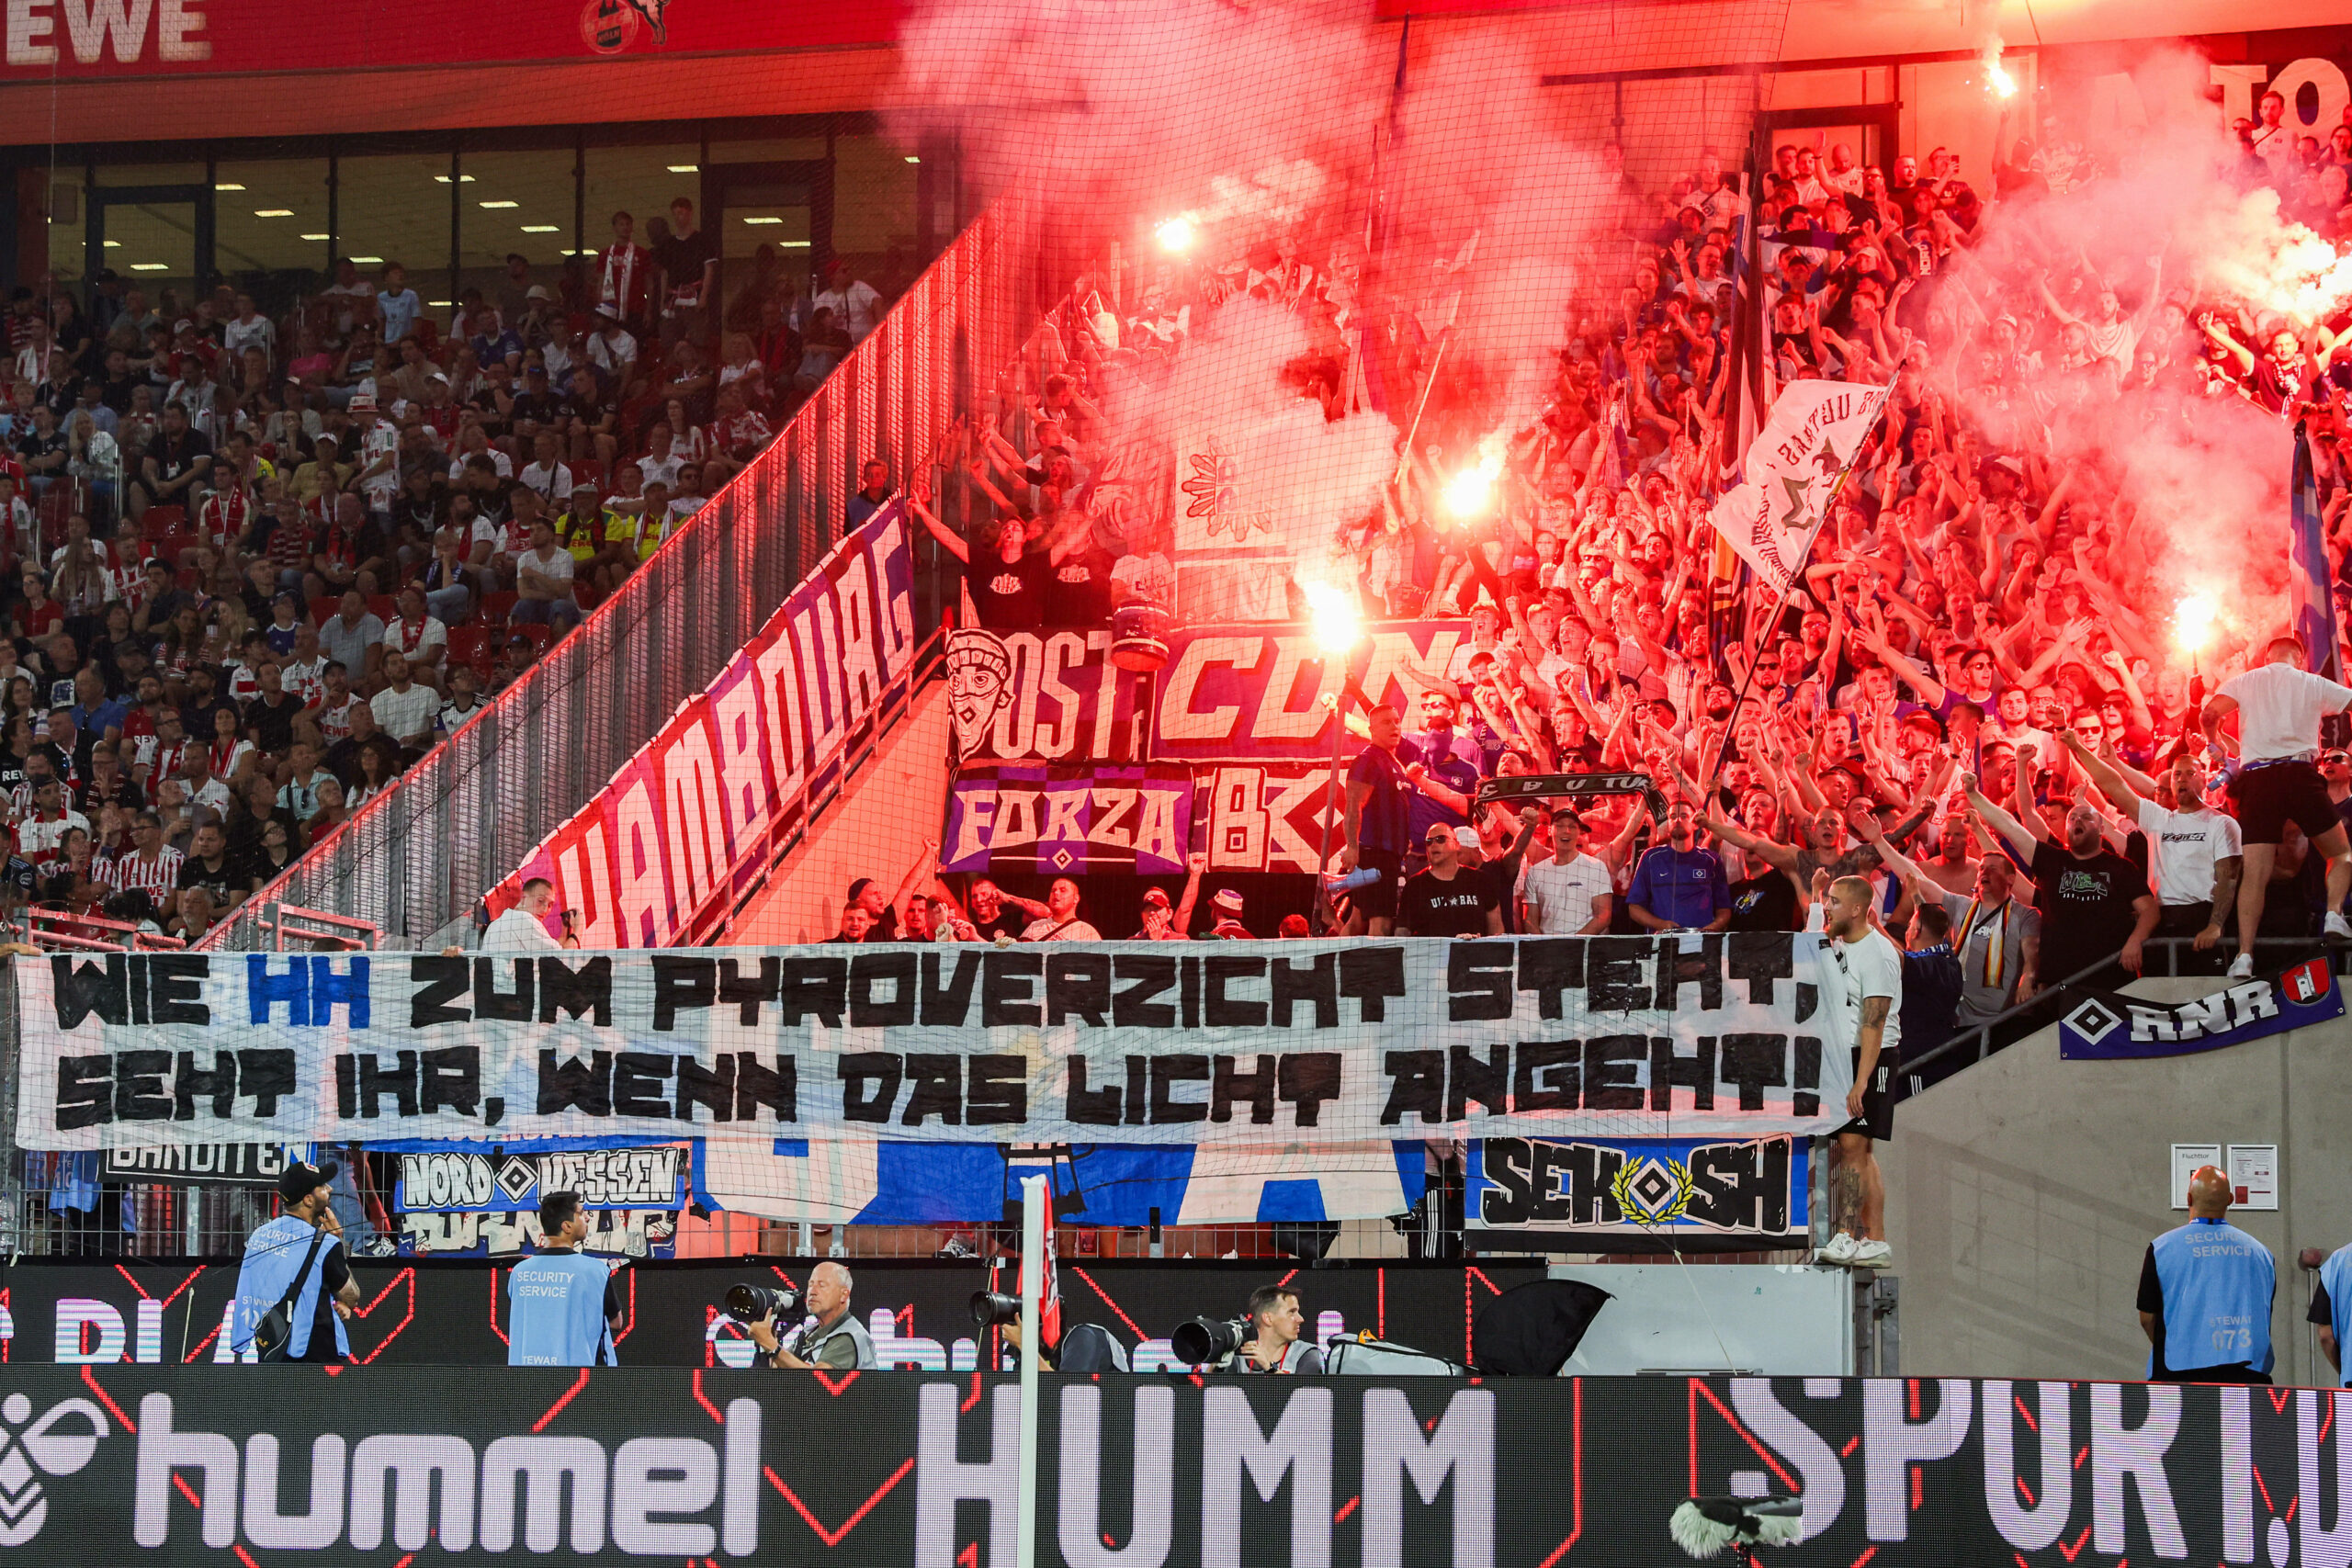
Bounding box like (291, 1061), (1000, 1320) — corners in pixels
(511, 517), (580, 634)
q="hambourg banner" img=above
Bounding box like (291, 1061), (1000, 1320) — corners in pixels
(492, 501), (922, 949)
(17, 933), (1855, 1149)
(0, 1369), (2334, 1564)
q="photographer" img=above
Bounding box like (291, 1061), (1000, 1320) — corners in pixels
(1232, 1284), (1323, 1374)
(506, 1190), (623, 1366)
(747, 1260), (876, 1371)
(483, 876), (582, 950)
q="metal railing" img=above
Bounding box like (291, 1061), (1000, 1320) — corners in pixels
(196, 190), (1052, 952)
(3, 909), (186, 953)
(257, 902), (379, 952)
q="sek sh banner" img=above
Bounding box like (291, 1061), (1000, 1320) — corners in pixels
(2057, 957), (2344, 1059)
(1464, 1134), (1808, 1247)
(17, 933), (1855, 1149)
(1708, 380), (1893, 595)
(492, 502), (920, 949)
(0, 1368), (2326, 1565)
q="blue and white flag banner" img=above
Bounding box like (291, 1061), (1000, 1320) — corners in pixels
(2058, 958), (2343, 1061)
(17, 935), (1853, 1150)
(1465, 1134), (1807, 1241)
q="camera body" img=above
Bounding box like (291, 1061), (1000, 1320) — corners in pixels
(724, 1283), (802, 1324)
(1170, 1315), (1249, 1366)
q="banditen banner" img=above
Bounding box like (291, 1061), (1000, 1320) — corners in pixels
(0, 1369), (2332, 1563)
(492, 502), (920, 949)
(17, 933), (1854, 1149)
(1708, 380), (1893, 596)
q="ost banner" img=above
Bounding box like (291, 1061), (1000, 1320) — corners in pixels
(16, 934), (1856, 1150)
(493, 502), (921, 949)
(0, 1366), (2326, 1565)
(1464, 1135), (1809, 1246)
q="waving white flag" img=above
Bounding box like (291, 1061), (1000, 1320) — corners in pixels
(1709, 380), (1892, 595)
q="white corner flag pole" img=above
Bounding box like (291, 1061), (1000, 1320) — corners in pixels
(1016, 1172), (1047, 1568)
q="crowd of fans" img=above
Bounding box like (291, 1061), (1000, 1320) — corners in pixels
(876, 105), (2352, 1061)
(0, 197), (893, 944)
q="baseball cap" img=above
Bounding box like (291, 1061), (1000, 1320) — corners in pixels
(1453, 826), (1481, 850)
(525, 284), (552, 301)
(349, 392), (377, 413)
(277, 1158), (340, 1204)
(1141, 886), (1171, 909)
(1210, 888), (1244, 915)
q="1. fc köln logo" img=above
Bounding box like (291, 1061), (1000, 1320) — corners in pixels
(2281, 957), (2328, 1006)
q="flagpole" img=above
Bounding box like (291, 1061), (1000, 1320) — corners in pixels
(1014, 1172), (1046, 1568)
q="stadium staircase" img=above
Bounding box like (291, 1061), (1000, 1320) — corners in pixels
(200, 194), (1054, 951)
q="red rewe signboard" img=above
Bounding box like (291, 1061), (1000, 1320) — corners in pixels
(0, 0), (903, 80)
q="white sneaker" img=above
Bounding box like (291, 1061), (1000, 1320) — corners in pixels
(1818, 1232), (1860, 1266)
(2328, 913), (2352, 943)
(2226, 953), (2255, 979)
(1849, 1239), (1893, 1269)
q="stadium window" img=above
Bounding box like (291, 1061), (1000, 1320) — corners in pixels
(454, 147), (582, 311)
(212, 158), (332, 308)
(827, 132), (920, 288)
(584, 140), (702, 265)
(334, 150), (462, 311)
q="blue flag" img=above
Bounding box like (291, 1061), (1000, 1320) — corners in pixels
(2291, 420), (2342, 681)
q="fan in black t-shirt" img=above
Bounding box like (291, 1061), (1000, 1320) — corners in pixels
(1397, 826), (1502, 937)
(909, 487), (1061, 630)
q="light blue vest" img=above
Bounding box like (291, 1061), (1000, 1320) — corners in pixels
(232, 1214), (348, 1359)
(2152, 1216), (2274, 1377)
(2322, 1244), (2352, 1388)
(507, 1251), (616, 1367)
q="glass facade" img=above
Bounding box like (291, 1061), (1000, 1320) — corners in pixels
(5, 118), (928, 311)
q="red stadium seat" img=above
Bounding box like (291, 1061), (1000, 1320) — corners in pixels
(175, 568), (199, 592)
(153, 532), (194, 564)
(446, 625), (491, 674)
(572, 582), (602, 615)
(509, 623), (556, 655)
(571, 458), (605, 491)
(308, 595), (339, 626)
(365, 594), (396, 623)
(479, 591), (517, 626)
(141, 506), (187, 541)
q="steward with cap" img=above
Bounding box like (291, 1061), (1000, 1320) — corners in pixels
(2140, 1164), (2276, 1383)
(1397, 822), (1503, 936)
(231, 1157), (360, 1362)
(507, 1190), (624, 1367)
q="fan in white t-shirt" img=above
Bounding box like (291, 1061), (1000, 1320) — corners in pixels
(2204, 636), (2352, 975)
(1806, 873), (1902, 1271)
(1517, 812), (1616, 935)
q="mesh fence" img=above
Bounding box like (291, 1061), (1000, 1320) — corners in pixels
(193, 191), (1047, 953)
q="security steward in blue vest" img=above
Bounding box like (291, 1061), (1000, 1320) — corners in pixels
(2139, 1165), (2276, 1383)
(232, 1158), (360, 1362)
(506, 1190), (623, 1366)
(2310, 1240), (2352, 1387)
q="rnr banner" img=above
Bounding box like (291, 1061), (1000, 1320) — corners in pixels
(0, 1369), (2331, 1564)
(16, 934), (1853, 1149)
(492, 502), (921, 949)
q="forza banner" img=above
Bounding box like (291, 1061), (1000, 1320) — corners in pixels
(2057, 957), (2344, 1059)
(1464, 1134), (1808, 1246)
(16, 933), (1854, 1150)
(0, 1367), (2324, 1565)
(940, 763), (1193, 876)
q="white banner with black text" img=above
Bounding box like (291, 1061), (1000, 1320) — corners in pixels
(16, 934), (1852, 1149)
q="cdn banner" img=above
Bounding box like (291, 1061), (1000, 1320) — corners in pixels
(0, 1366), (2330, 1566)
(15, 933), (1854, 1149)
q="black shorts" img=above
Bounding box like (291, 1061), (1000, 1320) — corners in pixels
(1835, 1047), (1896, 1143)
(2235, 760), (2339, 845)
(1354, 846), (1404, 920)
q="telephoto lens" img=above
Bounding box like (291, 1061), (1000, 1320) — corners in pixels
(724, 1283), (801, 1323)
(970, 1290), (1023, 1326)
(1170, 1315), (1248, 1365)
